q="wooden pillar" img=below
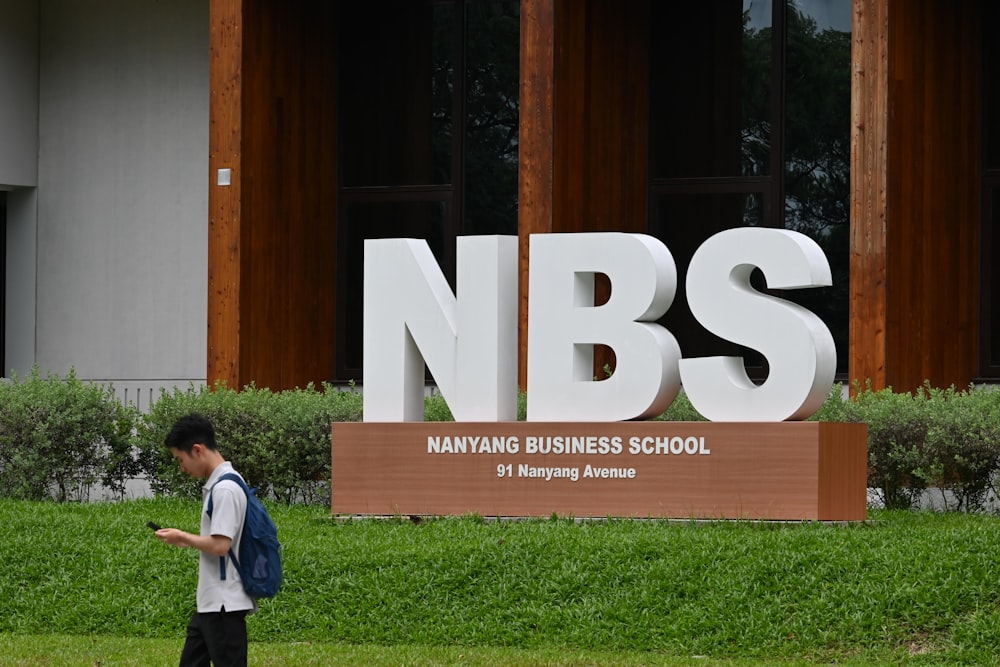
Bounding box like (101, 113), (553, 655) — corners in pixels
(208, 0), (337, 391)
(518, 0), (650, 387)
(208, 0), (244, 390)
(850, 0), (980, 392)
(518, 0), (556, 388)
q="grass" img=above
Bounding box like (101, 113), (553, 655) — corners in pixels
(2, 499), (1000, 665)
(0, 634), (844, 666)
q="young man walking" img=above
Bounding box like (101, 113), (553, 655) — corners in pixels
(154, 413), (255, 667)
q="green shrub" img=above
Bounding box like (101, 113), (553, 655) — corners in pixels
(839, 382), (1000, 512)
(807, 384), (849, 421)
(126, 379), (1000, 513)
(423, 392), (454, 421)
(846, 383), (930, 510)
(916, 384), (1000, 512)
(140, 382), (362, 504)
(0, 367), (140, 501)
(6, 366), (1000, 514)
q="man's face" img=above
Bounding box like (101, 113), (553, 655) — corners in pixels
(170, 444), (208, 479)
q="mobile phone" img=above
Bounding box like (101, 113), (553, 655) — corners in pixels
(147, 521), (162, 531)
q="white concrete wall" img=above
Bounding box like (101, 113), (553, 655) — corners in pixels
(1, 0), (39, 377)
(0, 0), (39, 188)
(31, 0), (209, 399)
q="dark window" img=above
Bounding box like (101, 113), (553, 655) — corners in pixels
(650, 0), (851, 378)
(336, 0), (519, 382)
(982, 1), (1000, 377)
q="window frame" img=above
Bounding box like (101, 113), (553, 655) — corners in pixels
(648, 0), (853, 379)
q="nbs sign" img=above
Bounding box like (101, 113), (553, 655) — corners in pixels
(332, 230), (868, 521)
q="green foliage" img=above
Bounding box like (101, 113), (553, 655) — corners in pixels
(423, 392), (454, 421)
(916, 384), (1000, 512)
(847, 383), (932, 510)
(5, 368), (1000, 515)
(843, 382), (1000, 512)
(0, 367), (140, 501)
(805, 384), (849, 422)
(140, 382), (363, 504)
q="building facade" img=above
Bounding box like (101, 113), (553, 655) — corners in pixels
(1, 0), (994, 403)
(1, 0), (208, 407)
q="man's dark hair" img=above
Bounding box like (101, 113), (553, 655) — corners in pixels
(165, 413), (218, 452)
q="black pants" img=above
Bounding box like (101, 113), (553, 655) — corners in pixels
(179, 607), (249, 667)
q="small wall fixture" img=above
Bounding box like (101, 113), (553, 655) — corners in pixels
(217, 168), (232, 186)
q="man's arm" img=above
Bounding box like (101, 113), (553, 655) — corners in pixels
(155, 529), (232, 556)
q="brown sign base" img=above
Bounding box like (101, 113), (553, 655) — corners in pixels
(331, 421), (868, 521)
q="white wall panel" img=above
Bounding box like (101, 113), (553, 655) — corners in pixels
(36, 0), (208, 387)
(0, 0), (39, 187)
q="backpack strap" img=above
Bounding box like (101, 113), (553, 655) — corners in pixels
(207, 472), (250, 581)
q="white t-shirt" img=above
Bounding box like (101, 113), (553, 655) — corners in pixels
(197, 462), (256, 613)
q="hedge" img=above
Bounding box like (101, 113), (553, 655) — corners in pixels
(139, 382), (364, 505)
(2, 368), (999, 511)
(0, 368), (140, 502)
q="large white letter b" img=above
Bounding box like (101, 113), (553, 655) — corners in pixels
(526, 233), (681, 421)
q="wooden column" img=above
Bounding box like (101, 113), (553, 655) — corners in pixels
(208, 0), (244, 390)
(850, 0), (980, 392)
(208, 0), (337, 391)
(518, 0), (650, 387)
(518, 0), (557, 388)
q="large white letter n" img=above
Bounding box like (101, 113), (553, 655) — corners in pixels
(363, 236), (518, 422)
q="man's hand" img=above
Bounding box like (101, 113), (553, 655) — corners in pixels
(154, 528), (232, 556)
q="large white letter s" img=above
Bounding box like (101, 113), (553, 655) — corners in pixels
(678, 228), (836, 422)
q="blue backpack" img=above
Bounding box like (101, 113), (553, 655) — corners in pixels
(207, 473), (283, 598)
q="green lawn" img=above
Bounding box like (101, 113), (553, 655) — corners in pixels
(0, 634), (847, 666)
(2, 499), (999, 665)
